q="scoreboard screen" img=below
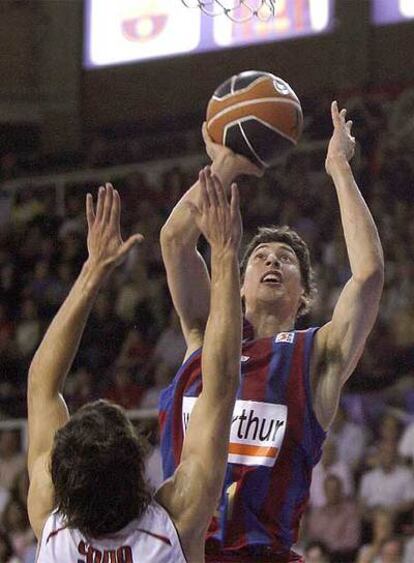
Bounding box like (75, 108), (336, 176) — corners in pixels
(373, 0), (414, 25)
(84, 0), (335, 69)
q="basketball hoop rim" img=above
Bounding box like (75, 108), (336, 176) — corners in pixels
(180, 0), (276, 22)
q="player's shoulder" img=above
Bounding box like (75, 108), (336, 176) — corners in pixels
(36, 508), (67, 556)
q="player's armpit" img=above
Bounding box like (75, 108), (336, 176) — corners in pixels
(27, 453), (55, 540)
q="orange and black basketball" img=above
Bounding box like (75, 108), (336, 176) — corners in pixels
(206, 70), (303, 168)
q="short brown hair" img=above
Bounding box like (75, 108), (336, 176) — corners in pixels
(51, 400), (151, 537)
(240, 225), (316, 317)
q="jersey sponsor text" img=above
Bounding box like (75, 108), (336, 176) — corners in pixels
(183, 397), (287, 467)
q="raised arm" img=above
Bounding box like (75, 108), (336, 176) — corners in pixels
(27, 185), (142, 539)
(156, 171), (242, 561)
(160, 126), (261, 356)
(312, 102), (384, 429)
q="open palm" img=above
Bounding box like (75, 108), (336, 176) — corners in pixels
(86, 184), (143, 272)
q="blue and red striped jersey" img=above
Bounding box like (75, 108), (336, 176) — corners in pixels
(159, 322), (326, 561)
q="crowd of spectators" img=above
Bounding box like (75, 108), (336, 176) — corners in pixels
(0, 84), (413, 561)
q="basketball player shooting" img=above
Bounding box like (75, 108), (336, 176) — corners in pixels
(159, 101), (384, 562)
(27, 179), (243, 562)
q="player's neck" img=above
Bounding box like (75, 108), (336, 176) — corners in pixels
(244, 307), (296, 338)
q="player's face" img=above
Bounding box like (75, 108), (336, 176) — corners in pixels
(241, 242), (305, 314)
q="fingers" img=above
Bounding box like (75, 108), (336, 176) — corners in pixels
(117, 233), (144, 261)
(346, 120), (355, 139)
(95, 185), (105, 222)
(332, 100), (349, 128)
(199, 169), (210, 209)
(102, 183), (114, 224)
(200, 165), (231, 209)
(230, 182), (240, 216)
(86, 193), (95, 229)
(331, 100), (339, 126)
(205, 167), (219, 208)
(214, 174), (227, 208)
(207, 168), (227, 208)
(199, 166), (224, 209)
(91, 184), (122, 233)
(110, 188), (121, 231)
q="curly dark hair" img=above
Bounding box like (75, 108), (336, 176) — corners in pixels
(51, 400), (152, 537)
(240, 225), (317, 317)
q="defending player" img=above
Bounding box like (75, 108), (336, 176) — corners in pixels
(159, 102), (384, 562)
(27, 179), (243, 562)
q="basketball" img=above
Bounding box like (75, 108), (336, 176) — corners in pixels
(206, 70), (303, 168)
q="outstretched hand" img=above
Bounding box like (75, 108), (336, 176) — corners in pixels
(86, 183), (143, 274)
(186, 166), (242, 253)
(202, 122), (264, 178)
(325, 101), (356, 176)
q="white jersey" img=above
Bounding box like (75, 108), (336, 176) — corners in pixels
(37, 500), (186, 562)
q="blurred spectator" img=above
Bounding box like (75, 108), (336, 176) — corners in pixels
(65, 367), (99, 412)
(104, 366), (144, 410)
(328, 404), (368, 470)
(399, 421), (414, 464)
(114, 261), (151, 324)
(59, 232), (85, 271)
(358, 536), (404, 563)
(12, 190), (44, 227)
(0, 431), (25, 490)
(0, 153), (19, 182)
(2, 498), (35, 560)
(0, 247), (17, 303)
(14, 299), (41, 361)
(357, 509), (395, 563)
(86, 136), (112, 168)
(140, 362), (174, 410)
(379, 413), (403, 443)
(304, 540), (331, 563)
(59, 193), (85, 239)
(24, 261), (55, 314)
(306, 474), (360, 561)
(403, 536), (414, 563)
(0, 527), (19, 563)
(146, 310), (186, 374)
(117, 328), (152, 377)
(359, 441), (414, 521)
(377, 539), (404, 563)
(0, 483), (10, 519)
(0, 305), (14, 345)
(9, 470), (29, 511)
(80, 293), (126, 372)
(309, 439), (354, 507)
(44, 262), (73, 311)
(365, 413), (403, 469)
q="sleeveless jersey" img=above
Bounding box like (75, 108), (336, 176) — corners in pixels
(159, 323), (326, 561)
(36, 501), (186, 563)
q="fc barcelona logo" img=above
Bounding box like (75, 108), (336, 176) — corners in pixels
(275, 332), (294, 344)
(121, 0), (168, 42)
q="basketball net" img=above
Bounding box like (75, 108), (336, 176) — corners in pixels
(180, 0), (276, 22)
